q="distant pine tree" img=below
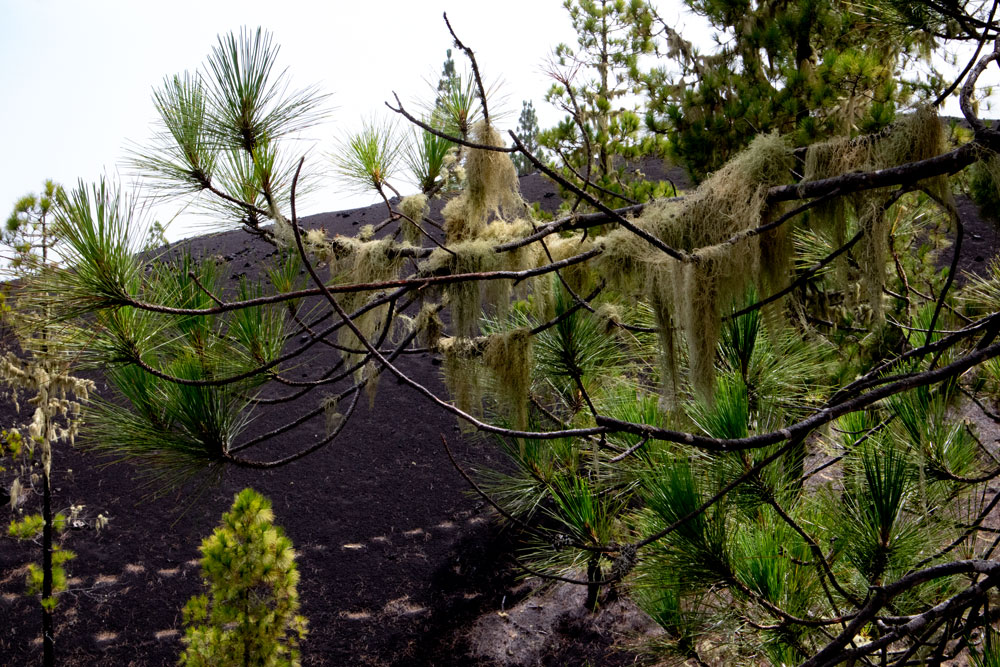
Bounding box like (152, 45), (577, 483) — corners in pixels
(434, 48), (458, 113)
(513, 100), (541, 176)
(539, 0), (670, 205)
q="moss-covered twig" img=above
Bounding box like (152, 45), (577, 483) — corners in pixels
(289, 156), (608, 443)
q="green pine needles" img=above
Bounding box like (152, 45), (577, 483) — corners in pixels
(333, 118), (403, 196)
(180, 488), (307, 666)
(29, 13), (1000, 665)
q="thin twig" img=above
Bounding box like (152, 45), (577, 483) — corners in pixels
(442, 13), (490, 126)
(187, 270), (225, 307)
(608, 434), (651, 463)
(386, 93), (514, 153)
(933, 0), (1000, 106)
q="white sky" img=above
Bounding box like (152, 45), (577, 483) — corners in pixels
(0, 1), (992, 242)
(0, 0), (686, 240)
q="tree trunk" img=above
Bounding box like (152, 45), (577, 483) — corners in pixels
(42, 465), (54, 667)
(585, 555), (601, 612)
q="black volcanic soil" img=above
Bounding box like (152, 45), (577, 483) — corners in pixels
(1, 161), (996, 666)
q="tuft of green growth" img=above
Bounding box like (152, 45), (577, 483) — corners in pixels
(128, 72), (217, 198)
(482, 328), (533, 429)
(839, 441), (919, 586)
(403, 126), (458, 194)
(534, 284), (625, 400)
(180, 488), (307, 666)
(432, 65), (486, 141)
(398, 193), (429, 246)
(332, 117), (402, 196)
(7, 511), (76, 613)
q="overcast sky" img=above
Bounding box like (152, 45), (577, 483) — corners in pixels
(0, 1), (992, 241)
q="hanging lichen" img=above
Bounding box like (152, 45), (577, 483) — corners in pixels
(441, 196), (470, 244)
(422, 122), (538, 338)
(480, 219), (541, 323)
(442, 121), (525, 243)
(363, 360), (380, 409)
(464, 121), (524, 226)
(422, 219), (542, 336)
(270, 211), (296, 248)
(598, 214), (670, 296)
(320, 395), (342, 437)
(648, 264), (680, 407)
(482, 329), (533, 429)
(357, 224), (376, 242)
(414, 302), (444, 350)
(439, 336), (483, 427)
(877, 106), (948, 202)
(328, 237), (409, 372)
(425, 239), (499, 337)
(303, 228), (331, 255)
(398, 194), (429, 246)
(594, 303), (623, 333)
(515, 233), (598, 322)
(804, 106), (947, 319)
(620, 132), (793, 400)
(804, 134), (871, 302)
(545, 235), (598, 295)
(856, 196), (892, 320)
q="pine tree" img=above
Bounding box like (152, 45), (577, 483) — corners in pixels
(2, 181), (94, 667)
(180, 488), (307, 666)
(434, 48), (458, 111)
(644, 0), (943, 180)
(512, 100), (541, 176)
(36, 12), (1000, 664)
(538, 0), (672, 205)
(3, 180), (66, 275)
